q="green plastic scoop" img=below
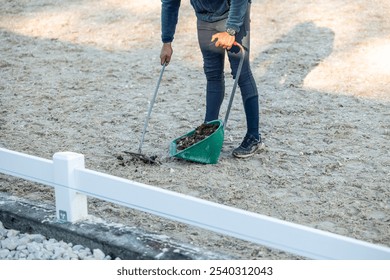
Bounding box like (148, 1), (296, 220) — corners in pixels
(169, 43), (245, 164)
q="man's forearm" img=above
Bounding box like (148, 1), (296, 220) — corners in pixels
(161, 0), (181, 43)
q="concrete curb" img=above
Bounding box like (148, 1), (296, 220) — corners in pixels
(0, 193), (232, 260)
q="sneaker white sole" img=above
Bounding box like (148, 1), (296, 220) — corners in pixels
(232, 142), (265, 159)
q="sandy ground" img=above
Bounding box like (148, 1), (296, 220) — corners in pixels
(1, 0), (389, 259)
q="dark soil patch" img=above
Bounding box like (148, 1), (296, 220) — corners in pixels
(176, 123), (220, 151)
(117, 152), (161, 165)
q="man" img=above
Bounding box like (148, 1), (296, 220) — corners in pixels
(160, 0), (264, 158)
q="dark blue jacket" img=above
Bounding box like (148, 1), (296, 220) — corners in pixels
(161, 0), (251, 43)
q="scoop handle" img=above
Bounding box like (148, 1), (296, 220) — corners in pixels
(223, 42), (245, 129)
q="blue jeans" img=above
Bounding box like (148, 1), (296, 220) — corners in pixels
(197, 4), (259, 139)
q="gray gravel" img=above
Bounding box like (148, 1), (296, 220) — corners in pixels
(0, 220), (116, 260)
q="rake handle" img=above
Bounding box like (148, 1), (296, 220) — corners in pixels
(138, 63), (166, 153)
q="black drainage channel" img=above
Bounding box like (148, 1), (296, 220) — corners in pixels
(0, 193), (232, 260)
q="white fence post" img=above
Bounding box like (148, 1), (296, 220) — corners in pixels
(53, 152), (88, 222)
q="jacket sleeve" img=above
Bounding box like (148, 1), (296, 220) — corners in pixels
(161, 0), (181, 43)
(225, 0), (249, 33)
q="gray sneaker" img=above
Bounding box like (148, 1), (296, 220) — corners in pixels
(232, 134), (265, 158)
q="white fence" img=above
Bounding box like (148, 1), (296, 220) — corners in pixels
(1, 147), (390, 260)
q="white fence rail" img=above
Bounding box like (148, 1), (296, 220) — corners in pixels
(1, 147), (389, 260)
